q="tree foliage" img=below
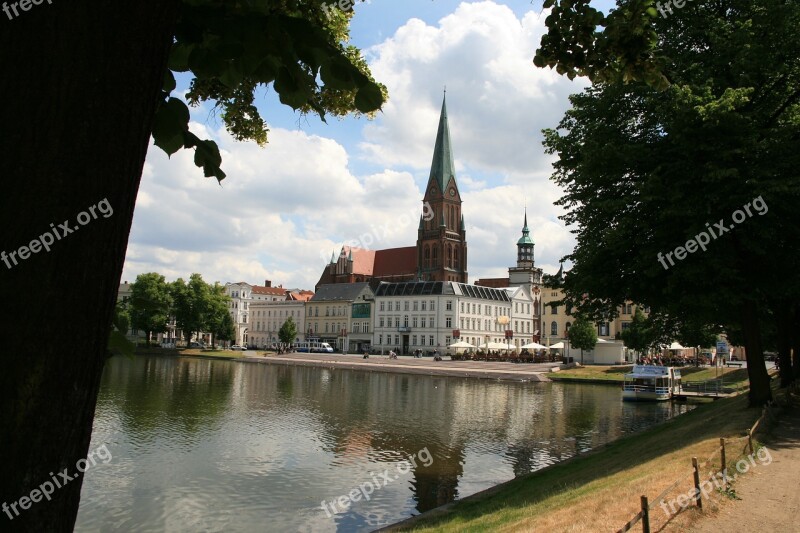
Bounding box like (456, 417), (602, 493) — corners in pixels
(534, 0), (668, 89)
(568, 316), (597, 365)
(540, 0), (800, 404)
(620, 308), (653, 357)
(130, 273), (172, 346)
(279, 316), (298, 345)
(154, 0), (387, 181)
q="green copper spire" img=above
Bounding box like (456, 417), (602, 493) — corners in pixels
(517, 209), (534, 245)
(427, 94), (456, 194)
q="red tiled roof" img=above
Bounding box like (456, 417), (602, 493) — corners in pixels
(374, 247), (417, 277)
(343, 246), (377, 276)
(288, 290), (314, 302)
(252, 285), (288, 296)
(475, 277), (510, 288)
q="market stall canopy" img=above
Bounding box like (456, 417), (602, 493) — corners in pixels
(520, 342), (548, 350)
(667, 342), (686, 350)
(448, 341), (476, 348)
(549, 342), (565, 349)
(479, 341), (511, 350)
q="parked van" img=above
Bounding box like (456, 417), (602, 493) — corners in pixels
(295, 341), (334, 353)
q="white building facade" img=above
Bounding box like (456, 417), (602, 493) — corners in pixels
(224, 280), (288, 346)
(372, 281), (525, 354)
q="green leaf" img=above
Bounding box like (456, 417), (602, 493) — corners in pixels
(354, 82), (384, 113)
(163, 70), (176, 93)
(168, 42), (194, 72)
(152, 98), (191, 156)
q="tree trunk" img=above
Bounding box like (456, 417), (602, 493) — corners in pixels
(0, 2), (179, 530)
(774, 300), (794, 387)
(741, 300), (772, 406)
(793, 303), (800, 381)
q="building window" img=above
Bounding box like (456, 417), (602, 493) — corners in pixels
(446, 317), (452, 328)
(421, 301), (427, 311)
(394, 334), (399, 345)
(420, 336), (426, 346)
(394, 301), (400, 311)
(379, 317), (384, 327)
(430, 301), (435, 311)
(429, 335), (434, 346)
(412, 335), (417, 345)
(378, 334), (383, 345)
(446, 300), (452, 311)
(551, 304), (558, 315)
(394, 316), (400, 327)
(421, 317), (427, 328)
(460, 302), (464, 313)
(413, 301), (419, 311)
(380, 301), (385, 311)
(412, 317), (418, 328)
(445, 336), (451, 346)
(598, 322), (610, 336)
(404, 315), (409, 327)
(404, 301), (410, 311)
(550, 321), (558, 336)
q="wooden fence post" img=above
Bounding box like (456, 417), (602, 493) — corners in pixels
(720, 437), (727, 487)
(692, 457), (703, 510)
(747, 428), (754, 455)
(641, 495), (650, 533)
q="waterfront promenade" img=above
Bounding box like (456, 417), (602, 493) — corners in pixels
(242, 352), (558, 381)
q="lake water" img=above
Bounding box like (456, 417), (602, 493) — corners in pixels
(75, 355), (692, 532)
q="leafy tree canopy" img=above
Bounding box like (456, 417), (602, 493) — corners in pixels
(279, 316), (298, 345)
(154, 0), (388, 181)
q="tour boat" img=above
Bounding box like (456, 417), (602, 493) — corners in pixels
(622, 365), (681, 401)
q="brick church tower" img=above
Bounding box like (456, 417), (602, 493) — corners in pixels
(416, 95), (468, 282)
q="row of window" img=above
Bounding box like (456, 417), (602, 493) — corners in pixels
(253, 309), (298, 318)
(379, 300), (443, 312)
(377, 316), (443, 328)
(305, 322), (371, 334)
(458, 317), (532, 333)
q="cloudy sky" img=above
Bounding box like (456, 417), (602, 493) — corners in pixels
(121, 0), (612, 289)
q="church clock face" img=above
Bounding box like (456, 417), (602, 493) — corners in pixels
(449, 188), (456, 197)
(429, 185), (437, 195)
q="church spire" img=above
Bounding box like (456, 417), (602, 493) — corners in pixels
(427, 93), (456, 195)
(516, 208), (534, 267)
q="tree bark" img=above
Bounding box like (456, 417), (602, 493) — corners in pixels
(741, 300), (772, 406)
(793, 303), (800, 381)
(774, 299), (794, 387)
(0, 1), (179, 530)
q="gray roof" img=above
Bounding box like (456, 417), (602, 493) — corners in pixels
(310, 282), (373, 302)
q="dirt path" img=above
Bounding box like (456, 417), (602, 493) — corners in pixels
(688, 407), (800, 532)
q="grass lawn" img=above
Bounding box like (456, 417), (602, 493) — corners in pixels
(548, 364), (632, 383)
(550, 364), (751, 388)
(390, 389), (769, 532)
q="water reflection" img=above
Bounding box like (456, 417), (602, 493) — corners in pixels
(77, 356), (691, 532)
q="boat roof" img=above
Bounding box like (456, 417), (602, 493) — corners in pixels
(625, 365), (674, 378)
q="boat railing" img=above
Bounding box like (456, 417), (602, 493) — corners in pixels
(623, 384), (671, 394)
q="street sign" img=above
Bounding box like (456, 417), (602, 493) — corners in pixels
(716, 341), (729, 354)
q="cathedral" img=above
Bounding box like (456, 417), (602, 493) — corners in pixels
(316, 95), (469, 290)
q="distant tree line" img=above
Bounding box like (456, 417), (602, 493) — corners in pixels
(118, 272), (235, 348)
